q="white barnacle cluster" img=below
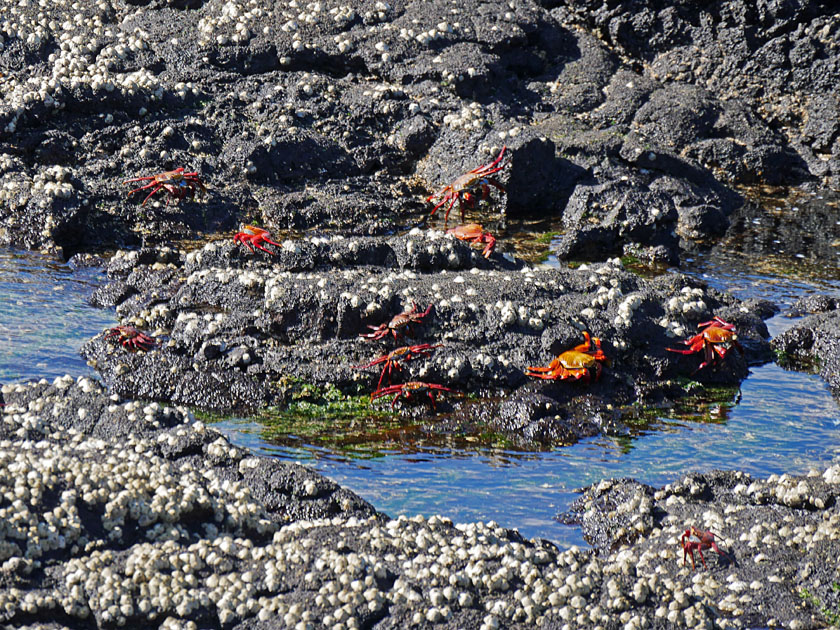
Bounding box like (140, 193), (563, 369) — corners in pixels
(185, 241), (215, 267)
(614, 293), (643, 328)
(129, 302), (171, 331)
(174, 311), (200, 337)
(403, 229), (461, 266)
(590, 284), (624, 309)
(0, 0), (185, 131)
(111, 248), (139, 265)
(237, 269), (265, 289)
(401, 20), (454, 46)
(185, 267), (213, 287)
(0, 170), (29, 212)
(31, 165), (74, 202)
(443, 102), (486, 130)
(197, 0), (266, 46)
(496, 125), (523, 141)
(264, 271), (293, 307)
(0, 153), (21, 173)
(494, 300), (528, 329)
(659, 286), (707, 337)
(330, 5), (356, 25)
(333, 31), (353, 53)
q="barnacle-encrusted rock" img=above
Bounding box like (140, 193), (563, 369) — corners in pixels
(81, 241), (772, 445)
(0, 380), (838, 629)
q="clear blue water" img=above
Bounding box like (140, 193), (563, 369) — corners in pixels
(0, 248), (117, 383)
(2, 242), (840, 548)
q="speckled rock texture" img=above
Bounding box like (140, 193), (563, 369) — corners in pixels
(79, 236), (772, 445)
(2, 0), (832, 263)
(561, 468), (840, 629)
(2, 379), (840, 629)
(2, 1), (840, 628)
(772, 306), (840, 394)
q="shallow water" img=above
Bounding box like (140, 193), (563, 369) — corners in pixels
(216, 318), (840, 547)
(0, 248), (116, 383)
(3, 192), (840, 547)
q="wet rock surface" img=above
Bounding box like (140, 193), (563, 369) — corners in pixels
(79, 235), (771, 445)
(772, 307), (840, 394)
(2, 1), (839, 628)
(2, 376), (840, 629)
(1, 0), (830, 262)
(561, 467), (840, 629)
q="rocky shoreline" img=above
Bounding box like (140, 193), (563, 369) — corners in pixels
(2, 0), (840, 627)
(1, 377), (840, 630)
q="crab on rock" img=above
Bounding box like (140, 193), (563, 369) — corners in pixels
(123, 167), (207, 206)
(526, 332), (609, 384)
(354, 344), (442, 390)
(105, 325), (156, 352)
(681, 526), (729, 570)
(667, 316), (744, 374)
(447, 224), (497, 258)
(426, 146), (507, 226)
(233, 225), (283, 256)
(370, 381), (453, 410)
(361, 303), (433, 341)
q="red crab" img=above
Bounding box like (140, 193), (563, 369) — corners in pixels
(681, 526), (728, 570)
(354, 344), (442, 390)
(370, 381), (453, 410)
(123, 167), (207, 206)
(233, 225), (283, 256)
(526, 332), (609, 384)
(105, 325), (156, 352)
(447, 223), (497, 258)
(426, 146), (507, 226)
(361, 303), (433, 341)
(667, 316), (744, 374)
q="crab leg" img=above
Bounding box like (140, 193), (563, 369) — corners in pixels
(140, 184), (166, 206)
(122, 174), (158, 184)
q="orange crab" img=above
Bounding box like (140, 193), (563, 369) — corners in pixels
(447, 224), (496, 258)
(233, 225), (282, 256)
(123, 167), (207, 206)
(370, 381), (453, 410)
(667, 316), (744, 374)
(105, 325), (156, 352)
(354, 344), (442, 390)
(526, 332), (609, 383)
(681, 526), (729, 570)
(426, 146), (507, 226)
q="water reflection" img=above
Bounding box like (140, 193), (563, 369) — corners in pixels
(0, 248), (117, 383)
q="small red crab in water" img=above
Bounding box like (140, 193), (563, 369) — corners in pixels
(354, 344), (442, 390)
(123, 167), (207, 206)
(361, 303), (433, 341)
(681, 526), (728, 570)
(371, 381), (453, 410)
(667, 316), (744, 374)
(233, 225), (283, 256)
(105, 325), (156, 352)
(426, 146), (507, 226)
(526, 332), (609, 384)
(447, 224), (497, 258)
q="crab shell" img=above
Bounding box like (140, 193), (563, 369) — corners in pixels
(526, 332), (608, 383)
